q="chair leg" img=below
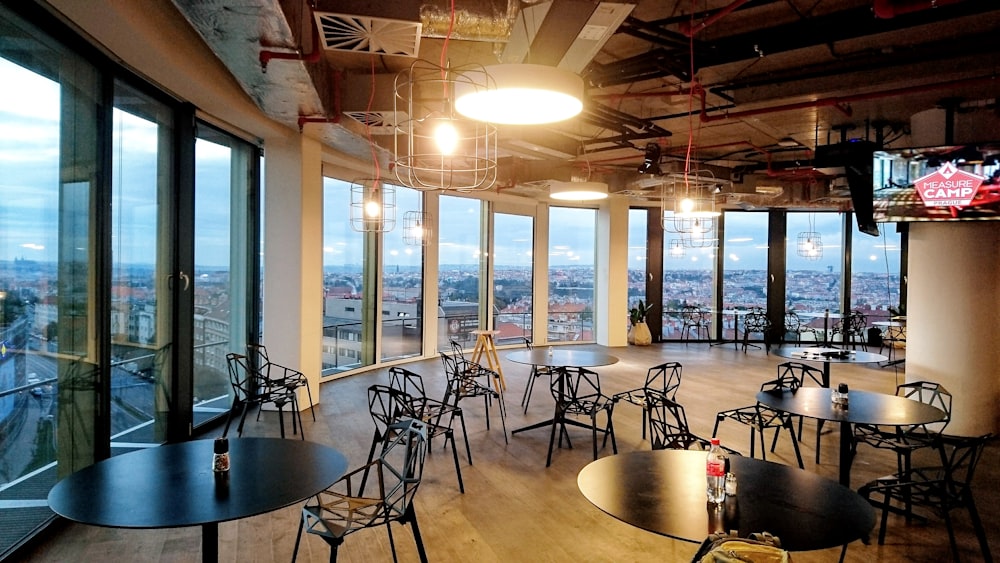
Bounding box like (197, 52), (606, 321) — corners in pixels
(402, 504), (429, 563)
(784, 420), (805, 469)
(291, 513), (304, 563)
(454, 410), (473, 464)
(966, 497), (994, 563)
(446, 429), (465, 493)
(222, 398), (242, 438)
(521, 369), (537, 414)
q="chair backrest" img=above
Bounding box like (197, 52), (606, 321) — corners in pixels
(644, 361), (682, 401)
(550, 367), (604, 408)
(647, 398), (708, 451)
(389, 366), (428, 399)
(744, 309), (770, 333)
(523, 337), (532, 350)
(226, 353), (253, 397)
(936, 434), (992, 492)
(368, 384), (411, 432)
(379, 419), (429, 520)
(848, 310), (868, 333)
(897, 380), (953, 434)
(450, 340), (468, 363)
(777, 361), (825, 387)
(784, 311), (801, 333)
(681, 305), (709, 326)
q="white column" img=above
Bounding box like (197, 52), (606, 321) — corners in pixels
(262, 133), (324, 408)
(596, 197), (629, 347)
(907, 222), (1000, 435)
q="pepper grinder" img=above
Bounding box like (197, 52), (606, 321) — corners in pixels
(213, 437), (230, 472)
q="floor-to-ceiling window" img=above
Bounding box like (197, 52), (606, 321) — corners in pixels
(492, 212), (533, 345)
(437, 195), (483, 351)
(548, 206), (596, 343)
(191, 123), (256, 428)
(720, 211), (769, 340)
(850, 222), (903, 326)
(381, 186), (423, 361)
(627, 208), (648, 331)
(321, 177), (368, 374)
(786, 212), (843, 341)
(661, 211), (716, 339)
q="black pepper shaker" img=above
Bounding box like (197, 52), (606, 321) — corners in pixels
(213, 437), (230, 472)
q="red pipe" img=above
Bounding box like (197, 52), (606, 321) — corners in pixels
(873, 0), (966, 19)
(259, 12), (322, 72)
(699, 75), (995, 124)
(679, 0), (753, 37)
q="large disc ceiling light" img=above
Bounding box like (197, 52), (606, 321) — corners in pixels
(453, 63), (584, 125)
(549, 180), (608, 201)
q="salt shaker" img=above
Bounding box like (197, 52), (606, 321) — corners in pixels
(213, 437), (230, 472)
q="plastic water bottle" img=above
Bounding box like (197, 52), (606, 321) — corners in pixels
(706, 438), (727, 504)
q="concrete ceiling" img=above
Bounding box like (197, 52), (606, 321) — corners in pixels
(169, 0), (1000, 207)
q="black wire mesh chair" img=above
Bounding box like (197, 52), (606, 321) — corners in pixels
(680, 305), (712, 342)
(712, 364), (805, 468)
(222, 352), (302, 439)
(293, 418), (430, 563)
(519, 337), (555, 414)
(439, 351), (508, 443)
(832, 310), (868, 350)
(648, 396), (740, 454)
(388, 367), (470, 493)
(546, 366), (617, 466)
(741, 308), (772, 354)
(246, 343), (316, 422)
(859, 433), (993, 562)
(852, 381), (953, 480)
(612, 361), (682, 439)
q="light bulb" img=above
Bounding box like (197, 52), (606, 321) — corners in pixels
(433, 121), (459, 154)
(364, 199), (381, 218)
(691, 219), (704, 234)
(679, 198), (695, 214)
(410, 225), (423, 239)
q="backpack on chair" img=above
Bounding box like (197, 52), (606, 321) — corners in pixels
(692, 531), (791, 563)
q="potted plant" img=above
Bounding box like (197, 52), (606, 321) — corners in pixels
(628, 300), (654, 345)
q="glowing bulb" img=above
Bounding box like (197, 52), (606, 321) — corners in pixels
(433, 121), (459, 154)
(691, 219), (704, 234)
(679, 198), (695, 214)
(364, 199), (381, 218)
(410, 225), (423, 239)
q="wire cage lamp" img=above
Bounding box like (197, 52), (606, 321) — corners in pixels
(393, 60), (498, 191)
(667, 238), (686, 258)
(661, 171), (724, 236)
(402, 209), (431, 246)
(796, 215), (823, 260)
(349, 178), (396, 233)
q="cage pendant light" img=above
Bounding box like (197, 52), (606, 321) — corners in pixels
(350, 178), (396, 232)
(402, 209), (431, 246)
(393, 60), (498, 191)
(668, 238), (686, 258)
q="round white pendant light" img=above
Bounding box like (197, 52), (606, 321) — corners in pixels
(549, 181), (608, 201)
(454, 63), (584, 125)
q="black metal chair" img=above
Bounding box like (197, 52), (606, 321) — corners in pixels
(852, 381), (953, 479)
(612, 361), (682, 439)
(859, 433), (993, 562)
(293, 418), (429, 563)
(833, 310), (868, 350)
(519, 337), (554, 414)
(222, 352), (302, 439)
(546, 366), (617, 466)
(648, 396), (740, 454)
(680, 305), (712, 342)
(712, 364), (805, 468)
(388, 367), (470, 493)
(246, 343), (316, 422)
(741, 308), (771, 354)
(439, 351), (508, 443)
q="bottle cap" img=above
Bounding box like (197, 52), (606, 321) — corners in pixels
(214, 437), (229, 454)
(838, 383), (849, 393)
(710, 437), (720, 445)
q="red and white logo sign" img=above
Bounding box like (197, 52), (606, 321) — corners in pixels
(914, 162), (984, 207)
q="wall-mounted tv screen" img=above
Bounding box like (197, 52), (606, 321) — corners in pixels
(873, 143), (1000, 223)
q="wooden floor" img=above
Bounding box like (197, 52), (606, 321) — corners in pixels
(16, 342), (998, 562)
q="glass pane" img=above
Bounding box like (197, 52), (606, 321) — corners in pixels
(438, 195), (482, 351)
(661, 211), (716, 339)
(786, 212), (843, 342)
(721, 212), (769, 340)
(381, 186), (423, 361)
(0, 24), (101, 553)
(322, 177), (368, 374)
(850, 223), (902, 326)
(548, 207), (595, 343)
(492, 213), (533, 345)
(192, 125), (252, 428)
(110, 81), (173, 447)
(627, 209), (647, 331)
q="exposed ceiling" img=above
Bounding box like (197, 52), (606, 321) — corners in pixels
(170, 0), (1000, 208)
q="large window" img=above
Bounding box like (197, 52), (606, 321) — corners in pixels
(850, 222), (903, 326)
(438, 195), (483, 351)
(662, 211), (715, 339)
(786, 212), (843, 341)
(492, 212), (533, 345)
(548, 207), (596, 343)
(321, 178), (367, 373)
(381, 186), (423, 361)
(627, 208), (648, 325)
(721, 211), (769, 339)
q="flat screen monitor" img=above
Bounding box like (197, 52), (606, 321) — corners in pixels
(872, 142), (1000, 223)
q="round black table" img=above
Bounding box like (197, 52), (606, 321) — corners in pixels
(507, 348), (619, 465)
(48, 438), (348, 563)
(774, 346), (888, 387)
(756, 387), (946, 486)
(578, 449), (875, 552)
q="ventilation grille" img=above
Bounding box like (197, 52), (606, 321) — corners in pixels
(314, 12), (421, 57)
(343, 111), (408, 135)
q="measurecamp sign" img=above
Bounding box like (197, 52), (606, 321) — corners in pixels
(914, 162), (985, 207)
